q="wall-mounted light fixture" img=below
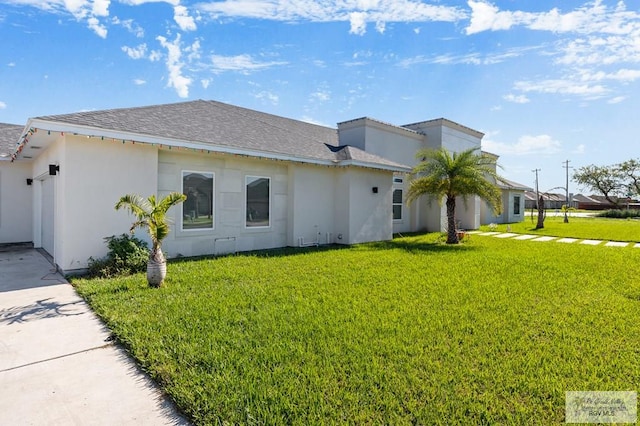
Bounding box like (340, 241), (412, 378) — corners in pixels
(26, 178), (33, 186)
(49, 164), (60, 176)
(372, 187), (378, 194)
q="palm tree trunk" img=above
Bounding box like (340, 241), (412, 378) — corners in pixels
(446, 196), (458, 244)
(535, 195), (545, 229)
(147, 246), (166, 287)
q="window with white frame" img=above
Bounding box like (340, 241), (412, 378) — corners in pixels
(513, 195), (521, 215)
(393, 188), (403, 220)
(182, 171), (214, 230)
(246, 176), (270, 228)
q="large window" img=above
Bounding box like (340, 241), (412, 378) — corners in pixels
(182, 171), (214, 230)
(513, 195), (521, 215)
(393, 189), (403, 220)
(246, 176), (270, 228)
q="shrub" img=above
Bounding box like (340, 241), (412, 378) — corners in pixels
(596, 209), (640, 219)
(87, 234), (149, 278)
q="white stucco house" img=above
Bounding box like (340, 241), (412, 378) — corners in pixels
(0, 100), (528, 273)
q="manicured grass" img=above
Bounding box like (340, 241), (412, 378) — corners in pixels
(484, 215), (640, 242)
(73, 234), (640, 424)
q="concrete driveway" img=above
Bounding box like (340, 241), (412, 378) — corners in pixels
(0, 248), (190, 425)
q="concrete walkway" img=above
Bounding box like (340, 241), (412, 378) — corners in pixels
(0, 248), (190, 425)
(470, 231), (640, 248)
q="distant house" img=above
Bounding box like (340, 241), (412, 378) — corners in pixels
(524, 191), (574, 210)
(0, 100), (529, 273)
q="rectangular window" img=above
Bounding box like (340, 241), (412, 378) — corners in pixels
(246, 176), (270, 228)
(513, 195), (521, 215)
(393, 188), (403, 220)
(182, 171), (214, 230)
(393, 177), (404, 184)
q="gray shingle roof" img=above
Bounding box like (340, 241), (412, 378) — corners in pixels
(497, 177), (532, 191)
(34, 100), (409, 170)
(0, 123), (23, 159)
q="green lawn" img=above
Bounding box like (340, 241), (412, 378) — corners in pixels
(483, 215), (640, 242)
(73, 234), (640, 425)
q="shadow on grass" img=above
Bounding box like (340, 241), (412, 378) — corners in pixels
(363, 238), (480, 254)
(168, 232), (479, 265)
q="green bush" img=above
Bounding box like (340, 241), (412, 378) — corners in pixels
(87, 234), (149, 277)
(596, 209), (640, 218)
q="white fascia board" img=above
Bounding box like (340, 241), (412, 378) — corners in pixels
(338, 159), (412, 173)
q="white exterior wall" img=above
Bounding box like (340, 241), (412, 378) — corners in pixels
(456, 196), (481, 230)
(287, 165), (335, 246)
(343, 167), (393, 244)
(60, 136), (157, 272)
(159, 150), (288, 258)
(480, 190), (526, 224)
(338, 120), (425, 167)
(31, 134), (65, 263)
(0, 161), (33, 244)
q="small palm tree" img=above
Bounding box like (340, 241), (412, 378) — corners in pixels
(407, 147), (502, 244)
(115, 192), (186, 287)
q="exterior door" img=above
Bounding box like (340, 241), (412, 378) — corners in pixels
(41, 177), (54, 256)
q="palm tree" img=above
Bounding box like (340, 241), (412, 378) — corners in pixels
(407, 147), (503, 244)
(115, 192), (186, 287)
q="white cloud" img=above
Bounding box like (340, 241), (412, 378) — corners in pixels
(578, 68), (640, 83)
(133, 78), (146, 85)
(255, 90), (279, 105)
(185, 39), (201, 62)
(349, 11), (367, 35)
(466, 0), (640, 36)
(301, 115), (331, 127)
(8, 62), (15, 67)
(210, 54), (286, 73)
(398, 46), (533, 68)
(157, 34), (192, 98)
(201, 79), (211, 89)
(503, 93), (529, 104)
(514, 79), (609, 99)
(0, 101), (6, 109)
(120, 0), (179, 5)
(122, 43), (147, 59)
(87, 16), (107, 38)
(92, 0), (110, 17)
(149, 50), (162, 62)
(608, 95), (626, 104)
(483, 134), (562, 156)
(573, 144), (586, 154)
(375, 20), (385, 34)
(112, 17), (144, 37)
(196, 0), (466, 35)
(174, 5), (197, 31)
(311, 90), (330, 102)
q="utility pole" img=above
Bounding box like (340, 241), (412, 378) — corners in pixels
(532, 168), (541, 207)
(562, 160), (572, 223)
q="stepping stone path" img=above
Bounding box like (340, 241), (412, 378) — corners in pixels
(532, 236), (557, 242)
(604, 241), (629, 247)
(472, 232), (635, 247)
(556, 238), (578, 243)
(513, 234), (536, 240)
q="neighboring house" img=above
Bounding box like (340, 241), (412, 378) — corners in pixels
(0, 100), (528, 273)
(524, 191), (573, 210)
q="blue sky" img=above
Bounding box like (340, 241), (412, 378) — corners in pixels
(1, 0), (639, 193)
